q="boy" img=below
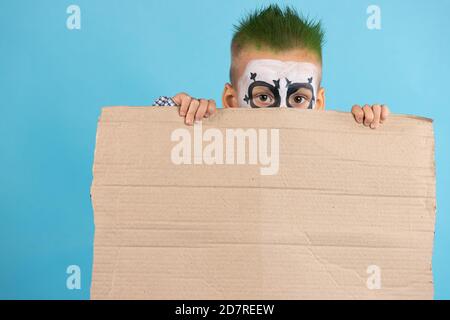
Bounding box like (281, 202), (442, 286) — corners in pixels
(154, 5), (389, 128)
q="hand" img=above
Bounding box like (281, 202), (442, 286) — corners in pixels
(351, 104), (390, 129)
(172, 92), (217, 126)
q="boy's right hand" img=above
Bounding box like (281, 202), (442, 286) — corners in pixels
(172, 92), (217, 126)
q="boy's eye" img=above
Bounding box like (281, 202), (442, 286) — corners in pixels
(248, 83), (280, 108)
(288, 94), (310, 108)
(294, 96), (304, 103)
(252, 93), (274, 107)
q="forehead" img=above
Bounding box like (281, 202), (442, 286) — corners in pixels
(242, 59), (319, 79)
(232, 47), (322, 83)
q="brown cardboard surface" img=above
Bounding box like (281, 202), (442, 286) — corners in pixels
(90, 107), (436, 299)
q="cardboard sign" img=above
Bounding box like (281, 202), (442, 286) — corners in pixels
(90, 107), (436, 299)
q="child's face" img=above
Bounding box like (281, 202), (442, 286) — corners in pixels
(224, 47), (325, 110)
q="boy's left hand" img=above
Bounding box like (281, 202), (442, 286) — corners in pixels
(351, 104), (390, 129)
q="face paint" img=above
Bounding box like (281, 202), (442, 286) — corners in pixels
(237, 59), (320, 109)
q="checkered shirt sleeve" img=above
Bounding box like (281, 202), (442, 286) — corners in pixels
(153, 96), (177, 106)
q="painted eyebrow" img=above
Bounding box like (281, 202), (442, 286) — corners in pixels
(288, 87), (313, 97)
(287, 83), (314, 97)
(252, 87), (275, 95)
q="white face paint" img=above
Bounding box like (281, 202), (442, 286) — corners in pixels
(237, 59), (320, 109)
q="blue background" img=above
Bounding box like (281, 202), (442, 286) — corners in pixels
(0, 0), (449, 299)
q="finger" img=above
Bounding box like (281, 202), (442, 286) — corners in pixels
(185, 99), (200, 125)
(195, 99), (208, 121)
(172, 92), (188, 106)
(179, 95), (192, 117)
(205, 99), (216, 118)
(370, 104), (382, 129)
(362, 105), (374, 127)
(351, 105), (364, 124)
(380, 104), (390, 123)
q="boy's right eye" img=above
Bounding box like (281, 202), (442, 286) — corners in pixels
(254, 94), (274, 107)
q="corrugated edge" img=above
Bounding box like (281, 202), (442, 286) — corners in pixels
(89, 108), (105, 299)
(90, 108), (106, 193)
(99, 106), (434, 123)
(430, 121), (437, 299)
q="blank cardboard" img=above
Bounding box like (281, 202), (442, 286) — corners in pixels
(90, 107), (436, 299)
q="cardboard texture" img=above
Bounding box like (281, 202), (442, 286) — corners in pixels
(90, 107), (436, 300)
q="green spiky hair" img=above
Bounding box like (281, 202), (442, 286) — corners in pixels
(231, 4), (325, 60)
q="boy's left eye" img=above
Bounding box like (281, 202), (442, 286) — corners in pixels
(288, 94), (310, 108)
